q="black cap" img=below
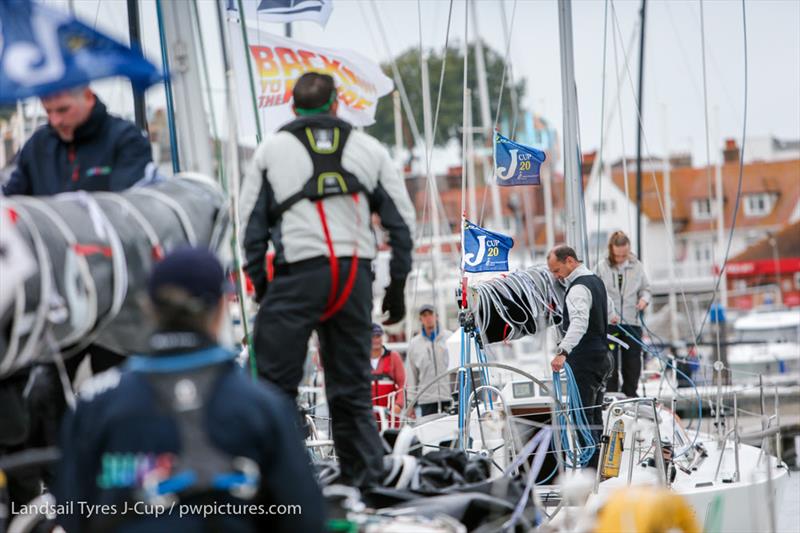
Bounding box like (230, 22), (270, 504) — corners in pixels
(148, 247), (232, 309)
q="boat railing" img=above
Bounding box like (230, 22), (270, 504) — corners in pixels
(593, 396), (668, 493)
(463, 384), (527, 476)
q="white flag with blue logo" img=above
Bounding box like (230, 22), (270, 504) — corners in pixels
(463, 219), (514, 273)
(493, 131), (546, 186)
(226, 0), (333, 27)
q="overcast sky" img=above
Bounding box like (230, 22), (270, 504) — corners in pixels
(54, 0), (800, 169)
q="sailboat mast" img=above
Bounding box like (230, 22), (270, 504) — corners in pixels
(635, 0), (647, 259)
(662, 105), (679, 344)
(713, 107), (728, 309)
(557, 0), (589, 260)
(156, 0), (213, 176)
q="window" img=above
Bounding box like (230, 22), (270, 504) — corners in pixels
(592, 200), (617, 214)
(693, 241), (713, 263)
(744, 193), (774, 217)
(692, 199), (714, 220)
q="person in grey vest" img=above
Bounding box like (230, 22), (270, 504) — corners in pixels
(548, 245), (611, 469)
(595, 231), (651, 397)
(405, 305), (453, 416)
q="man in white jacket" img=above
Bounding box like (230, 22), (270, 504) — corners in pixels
(405, 305), (453, 416)
(240, 73), (416, 488)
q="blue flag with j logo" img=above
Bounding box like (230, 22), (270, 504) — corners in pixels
(463, 219), (514, 273)
(493, 131), (546, 186)
(0, 0), (162, 103)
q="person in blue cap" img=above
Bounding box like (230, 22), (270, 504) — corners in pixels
(53, 247), (325, 533)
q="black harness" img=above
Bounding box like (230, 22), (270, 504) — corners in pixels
(268, 115), (369, 321)
(268, 115), (366, 226)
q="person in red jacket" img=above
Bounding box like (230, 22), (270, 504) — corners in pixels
(370, 323), (405, 428)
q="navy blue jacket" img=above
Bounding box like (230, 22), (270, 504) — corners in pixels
(53, 335), (325, 533)
(2, 98), (152, 196)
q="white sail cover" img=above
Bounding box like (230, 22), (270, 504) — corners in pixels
(0, 173), (229, 377)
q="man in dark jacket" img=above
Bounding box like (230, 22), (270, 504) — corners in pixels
(0, 86), (154, 508)
(53, 247), (325, 533)
(547, 245), (611, 469)
(2, 86), (152, 196)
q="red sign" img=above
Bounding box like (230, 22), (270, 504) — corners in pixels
(724, 258), (800, 278)
(784, 291), (800, 307)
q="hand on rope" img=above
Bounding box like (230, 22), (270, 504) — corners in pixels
(550, 352), (567, 372)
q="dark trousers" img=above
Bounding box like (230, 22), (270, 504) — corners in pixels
(1, 344), (124, 506)
(420, 400), (451, 416)
(606, 325), (643, 398)
(253, 258), (384, 488)
(567, 353), (610, 469)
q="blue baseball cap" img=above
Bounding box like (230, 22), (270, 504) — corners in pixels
(148, 247), (232, 309)
(371, 323), (384, 336)
(418, 304), (435, 315)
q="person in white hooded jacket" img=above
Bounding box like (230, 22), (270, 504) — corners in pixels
(595, 231), (652, 397)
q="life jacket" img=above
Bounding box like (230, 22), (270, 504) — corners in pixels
(371, 350), (402, 428)
(270, 115), (367, 321)
(127, 347), (260, 503)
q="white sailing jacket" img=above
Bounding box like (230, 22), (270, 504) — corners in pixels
(239, 115), (415, 287)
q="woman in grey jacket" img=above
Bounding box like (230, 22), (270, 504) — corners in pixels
(596, 231), (651, 397)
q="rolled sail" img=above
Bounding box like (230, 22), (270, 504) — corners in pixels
(0, 173), (230, 377)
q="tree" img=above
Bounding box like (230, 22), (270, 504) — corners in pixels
(367, 41), (525, 148)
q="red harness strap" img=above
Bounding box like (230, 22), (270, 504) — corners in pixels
(316, 194), (360, 322)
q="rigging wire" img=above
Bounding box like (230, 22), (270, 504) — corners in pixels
(594, 0), (610, 268)
(606, 2), (701, 355)
(191, 0), (224, 184)
(476, 0), (519, 228)
(368, 0), (423, 147)
(693, 0), (748, 346)
(610, 0), (633, 238)
(698, 0), (727, 421)
(617, 324), (702, 458)
(416, 0), (457, 328)
(604, 0), (749, 432)
(459, 0), (469, 278)
(492, 0), (519, 131)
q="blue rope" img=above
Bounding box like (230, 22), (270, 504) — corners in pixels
(472, 331), (493, 410)
(552, 362), (597, 468)
(458, 327), (468, 448)
(616, 324), (702, 458)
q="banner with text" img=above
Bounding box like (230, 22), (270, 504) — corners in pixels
(229, 24), (393, 140)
